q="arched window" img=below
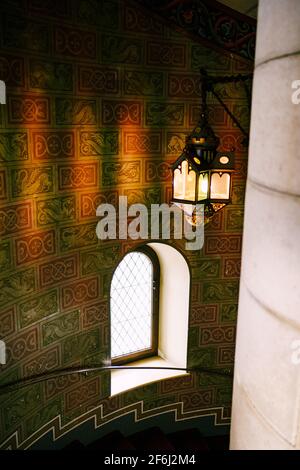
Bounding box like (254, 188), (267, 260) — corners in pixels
(110, 247), (159, 365)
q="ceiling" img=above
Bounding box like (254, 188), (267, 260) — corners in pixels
(217, 0), (258, 18)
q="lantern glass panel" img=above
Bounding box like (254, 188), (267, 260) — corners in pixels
(210, 172), (230, 200)
(198, 173), (209, 201)
(173, 160), (196, 201)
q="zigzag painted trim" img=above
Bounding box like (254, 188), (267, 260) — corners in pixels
(1, 401), (230, 450)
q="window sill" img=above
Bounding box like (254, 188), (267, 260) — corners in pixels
(110, 356), (188, 396)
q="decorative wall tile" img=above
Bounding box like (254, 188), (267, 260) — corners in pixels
(202, 281), (239, 303)
(80, 191), (118, 219)
(147, 41), (186, 68)
(82, 302), (108, 329)
(0, 54), (25, 87)
(29, 60), (73, 91)
(146, 102), (184, 127)
(23, 345), (59, 377)
(0, 202), (32, 236)
(81, 245), (121, 275)
(123, 383), (158, 406)
(6, 328), (39, 365)
(76, 0), (119, 29)
(191, 283), (200, 303)
(102, 161), (141, 186)
(28, 0), (71, 19)
(220, 304), (238, 323)
(124, 70), (163, 96)
(0, 307), (16, 337)
(8, 95), (50, 125)
(189, 104), (227, 127)
(188, 327), (199, 349)
(166, 131), (186, 155)
(161, 375), (194, 394)
(65, 378), (100, 412)
(36, 195), (76, 227)
(15, 230), (55, 266)
(223, 257), (241, 278)
(61, 277), (99, 310)
(62, 329), (100, 364)
(32, 131), (74, 161)
(168, 74), (200, 98)
(3, 15), (49, 53)
(11, 167), (53, 198)
(216, 386), (233, 404)
(231, 183), (246, 205)
(0, 241), (12, 274)
(24, 397), (62, 440)
(220, 132), (245, 153)
(59, 223), (98, 252)
(192, 259), (220, 279)
(124, 4), (163, 35)
(123, 187), (161, 206)
(38, 254), (79, 288)
(205, 235), (241, 255)
(232, 104), (250, 130)
(45, 375), (80, 400)
(205, 210), (223, 232)
(80, 131), (119, 157)
(200, 326), (235, 345)
(191, 46), (230, 72)
(58, 163), (98, 191)
(225, 208), (244, 232)
(0, 132), (28, 162)
(0, 268), (35, 308)
(188, 347), (217, 368)
(102, 100), (142, 126)
(42, 310), (80, 347)
(143, 395), (177, 411)
(145, 161), (171, 183)
(198, 372), (229, 387)
(180, 390), (214, 410)
(18, 290), (58, 328)
(190, 305), (218, 326)
(56, 98), (97, 125)
(0, 171), (7, 200)
(234, 157), (248, 181)
(124, 132), (162, 155)
(218, 346), (235, 365)
(78, 66), (119, 94)
(2, 384), (41, 434)
(102, 35), (143, 64)
(54, 25), (97, 60)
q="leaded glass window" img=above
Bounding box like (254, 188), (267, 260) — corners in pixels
(110, 248), (159, 364)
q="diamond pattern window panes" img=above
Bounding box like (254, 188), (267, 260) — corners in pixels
(111, 252), (153, 360)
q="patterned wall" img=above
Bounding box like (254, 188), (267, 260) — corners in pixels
(0, 0), (253, 449)
(135, 0), (256, 61)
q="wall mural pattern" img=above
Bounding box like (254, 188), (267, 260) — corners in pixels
(134, 0), (256, 61)
(0, 0), (253, 448)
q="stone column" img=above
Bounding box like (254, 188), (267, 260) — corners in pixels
(230, 0), (300, 450)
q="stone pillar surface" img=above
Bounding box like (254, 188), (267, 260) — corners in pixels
(230, 0), (300, 450)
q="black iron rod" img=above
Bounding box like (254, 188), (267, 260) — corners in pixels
(206, 73), (253, 85)
(0, 365), (233, 395)
(210, 88), (249, 140)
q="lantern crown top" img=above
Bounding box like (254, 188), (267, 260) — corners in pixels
(186, 113), (220, 150)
